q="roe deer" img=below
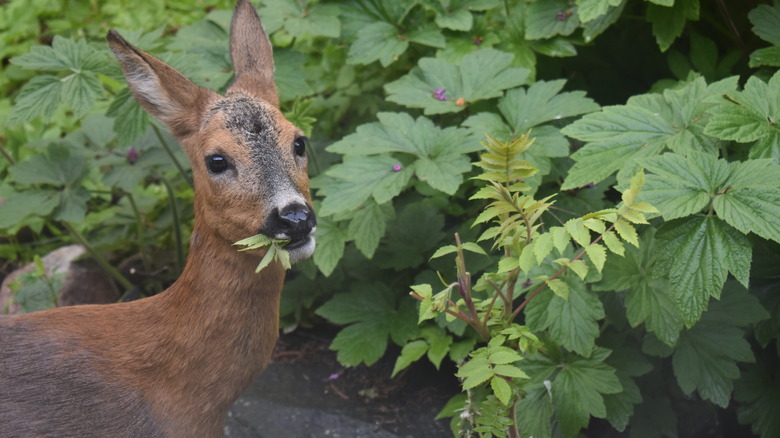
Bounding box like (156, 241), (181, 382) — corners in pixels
(0, 0), (316, 436)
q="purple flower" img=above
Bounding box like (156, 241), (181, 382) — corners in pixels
(126, 147), (138, 164)
(556, 10), (566, 21)
(522, 279), (533, 288)
(392, 164), (403, 172)
(433, 88), (449, 101)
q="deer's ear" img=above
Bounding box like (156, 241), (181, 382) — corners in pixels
(228, 0), (278, 107)
(107, 30), (214, 138)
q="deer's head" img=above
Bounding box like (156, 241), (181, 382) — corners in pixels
(107, 0), (316, 263)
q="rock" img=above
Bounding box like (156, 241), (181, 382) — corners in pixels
(0, 244), (118, 314)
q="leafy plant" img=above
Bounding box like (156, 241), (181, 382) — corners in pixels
(3, 0), (780, 437)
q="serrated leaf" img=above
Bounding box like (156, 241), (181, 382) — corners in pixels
(565, 218), (591, 247)
(329, 320), (388, 366)
(735, 360), (780, 438)
(748, 2), (780, 46)
(313, 218), (347, 276)
(260, 0), (340, 38)
(498, 254), (520, 273)
(458, 356), (493, 389)
(552, 347), (622, 436)
(534, 233), (553, 264)
(672, 284), (768, 407)
(705, 71), (780, 160)
(576, 0), (624, 23)
(547, 278), (570, 300)
(614, 219), (638, 246)
(525, 0), (580, 40)
(491, 376), (512, 405)
(493, 364), (530, 379)
(568, 259), (590, 280)
(347, 22), (408, 67)
(596, 228), (684, 345)
(526, 278), (605, 357)
(647, 0), (700, 52)
(392, 340), (428, 377)
(348, 201), (387, 258)
(6, 75), (63, 125)
(585, 243), (607, 272)
(0, 190), (59, 229)
(656, 216), (752, 326)
(601, 231), (625, 256)
(551, 226), (570, 254)
(385, 49), (528, 115)
(318, 155), (413, 216)
(60, 71), (103, 117)
(562, 76), (738, 189)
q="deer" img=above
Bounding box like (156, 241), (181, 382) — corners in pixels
(0, 1), (316, 436)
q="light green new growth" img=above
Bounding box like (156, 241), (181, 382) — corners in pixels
(233, 234), (292, 272)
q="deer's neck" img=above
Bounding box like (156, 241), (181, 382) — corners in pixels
(136, 221), (286, 425)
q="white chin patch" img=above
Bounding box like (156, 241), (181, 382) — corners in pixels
(287, 237), (316, 264)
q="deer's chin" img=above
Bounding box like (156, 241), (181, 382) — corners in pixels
(286, 236), (315, 263)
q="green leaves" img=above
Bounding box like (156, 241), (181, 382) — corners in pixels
(319, 112), (476, 217)
(384, 49), (529, 115)
(671, 284), (768, 407)
(0, 143), (90, 226)
(562, 76), (738, 189)
(457, 337), (529, 405)
(705, 71), (780, 160)
(747, 1), (780, 68)
(646, 0), (700, 52)
(523, 347), (622, 436)
(7, 36), (105, 125)
(233, 233), (292, 272)
(525, 277), (605, 357)
(260, 0), (340, 38)
(316, 283), (417, 366)
(644, 151), (780, 243)
(656, 216), (751, 326)
(640, 151), (780, 324)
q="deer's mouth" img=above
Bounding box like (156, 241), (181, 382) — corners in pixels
(284, 234), (316, 262)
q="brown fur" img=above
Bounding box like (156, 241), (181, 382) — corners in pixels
(0, 1), (313, 436)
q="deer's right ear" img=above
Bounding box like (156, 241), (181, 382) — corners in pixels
(107, 30), (213, 138)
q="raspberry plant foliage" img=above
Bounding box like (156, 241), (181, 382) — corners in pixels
(2, 1), (780, 437)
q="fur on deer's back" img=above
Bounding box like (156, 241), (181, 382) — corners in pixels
(0, 308), (162, 437)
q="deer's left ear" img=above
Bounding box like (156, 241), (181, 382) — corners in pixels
(228, 0), (278, 107)
(107, 30), (215, 138)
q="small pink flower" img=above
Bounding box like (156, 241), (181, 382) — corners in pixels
(392, 164), (403, 172)
(433, 88), (449, 101)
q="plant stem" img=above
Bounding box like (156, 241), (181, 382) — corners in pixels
(508, 396), (521, 438)
(510, 222), (617, 321)
(161, 177), (185, 272)
(126, 192), (151, 271)
(152, 124), (192, 187)
(61, 222), (133, 290)
(0, 141), (16, 165)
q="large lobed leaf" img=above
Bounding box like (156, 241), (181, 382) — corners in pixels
(561, 76), (738, 189)
(384, 49), (529, 115)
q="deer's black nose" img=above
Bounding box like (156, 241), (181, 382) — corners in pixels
(264, 204), (316, 242)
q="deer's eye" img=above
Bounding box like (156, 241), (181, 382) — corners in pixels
(293, 137), (308, 157)
(206, 154), (229, 174)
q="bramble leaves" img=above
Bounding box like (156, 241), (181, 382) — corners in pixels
(643, 151), (780, 243)
(655, 216), (751, 326)
(525, 277), (605, 357)
(384, 49), (529, 114)
(523, 347), (622, 436)
(747, 1), (780, 68)
(705, 71), (780, 160)
(316, 284), (416, 366)
(7, 36), (105, 125)
(319, 113), (476, 216)
(561, 76), (738, 189)
(672, 284), (768, 407)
